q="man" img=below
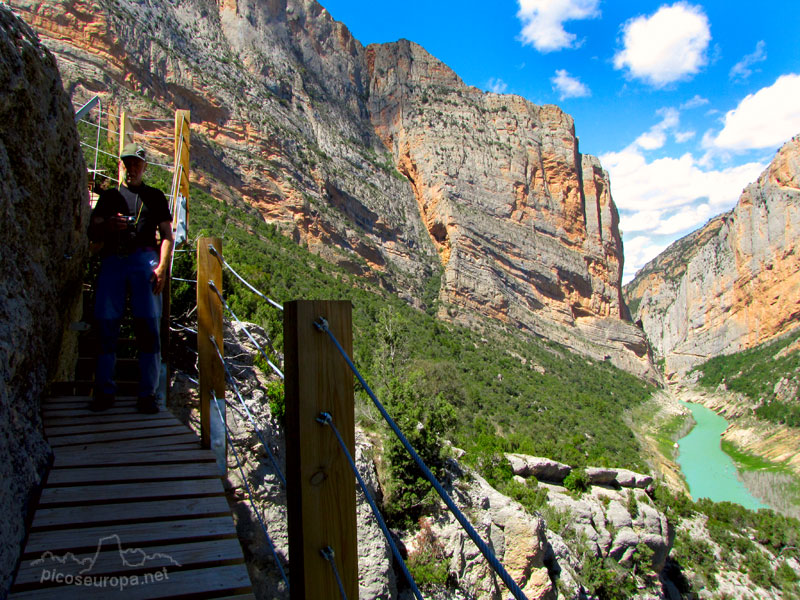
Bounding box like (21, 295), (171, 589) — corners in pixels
(87, 143), (173, 414)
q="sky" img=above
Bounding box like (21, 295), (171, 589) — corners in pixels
(320, 0), (800, 283)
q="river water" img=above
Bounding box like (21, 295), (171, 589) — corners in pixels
(676, 400), (769, 510)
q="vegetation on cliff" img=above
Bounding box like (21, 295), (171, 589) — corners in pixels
(692, 328), (800, 427)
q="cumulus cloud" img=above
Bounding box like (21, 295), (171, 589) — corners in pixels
(517, 0), (600, 52)
(730, 40), (767, 81)
(551, 69), (590, 100)
(487, 78), (508, 94)
(613, 3), (710, 87)
(708, 73), (800, 151)
(602, 145), (765, 213)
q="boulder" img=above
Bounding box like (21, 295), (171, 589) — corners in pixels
(505, 453), (571, 482)
(585, 467), (617, 486)
(615, 468), (654, 489)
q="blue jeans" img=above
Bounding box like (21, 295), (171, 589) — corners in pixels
(94, 249), (162, 398)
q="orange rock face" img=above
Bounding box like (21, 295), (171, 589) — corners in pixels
(626, 136), (800, 375)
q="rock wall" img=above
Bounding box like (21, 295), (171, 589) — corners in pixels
(10, 0), (657, 380)
(0, 5), (88, 593)
(625, 136), (800, 376)
(367, 40), (655, 379)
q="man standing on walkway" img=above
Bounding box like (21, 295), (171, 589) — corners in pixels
(87, 143), (173, 414)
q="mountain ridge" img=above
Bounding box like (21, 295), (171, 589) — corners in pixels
(9, 0), (656, 380)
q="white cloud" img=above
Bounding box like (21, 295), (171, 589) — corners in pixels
(551, 69), (590, 100)
(674, 130), (696, 143)
(487, 77), (508, 94)
(622, 235), (670, 282)
(633, 107), (682, 150)
(635, 130), (666, 150)
(708, 73), (800, 151)
(613, 3), (710, 87)
(602, 145), (765, 213)
(730, 40), (766, 81)
(680, 94), (709, 110)
(654, 203), (713, 235)
(517, 0), (600, 52)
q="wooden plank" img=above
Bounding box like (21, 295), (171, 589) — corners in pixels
(23, 515), (238, 555)
(53, 448), (214, 468)
(284, 300), (358, 600)
(48, 431), (201, 453)
(10, 563), (251, 599)
(45, 463), (221, 486)
(14, 537), (244, 586)
(197, 237), (225, 450)
(15, 542), (243, 587)
(31, 496), (232, 530)
(44, 412), (176, 429)
(38, 479), (223, 507)
(46, 419), (179, 437)
(48, 425), (194, 447)
(42, 407), (147, 419)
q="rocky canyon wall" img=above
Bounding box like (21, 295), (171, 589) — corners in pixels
(625, 136), (800, 376)
(0, 5), (89, 593)
(9, 0), (655, 379)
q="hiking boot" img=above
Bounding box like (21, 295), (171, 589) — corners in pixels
(136, 395), (160, 414)
(88, 392), (115, 412)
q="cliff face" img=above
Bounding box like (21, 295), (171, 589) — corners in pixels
(368, 41), (652, 377)
(0, 5), (89, 592)
(625, 136), (800, 375)
(9, 0), (654, 379)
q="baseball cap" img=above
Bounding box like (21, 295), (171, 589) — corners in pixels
(120, 143), (147, 162)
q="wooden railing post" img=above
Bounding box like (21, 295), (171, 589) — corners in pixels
(284, 301), (358, 599)
(197, 238), (225, 454)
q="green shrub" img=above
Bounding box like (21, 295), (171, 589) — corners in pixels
(406, 519), (450, 588)
(564, 468), (590, 496)
(264, 379), (285, 421)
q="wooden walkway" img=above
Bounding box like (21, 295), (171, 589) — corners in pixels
(10, 396), (254, 599)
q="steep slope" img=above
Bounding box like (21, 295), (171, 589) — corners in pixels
(9, 0), (655, 379)
(625, 135), (800, 376)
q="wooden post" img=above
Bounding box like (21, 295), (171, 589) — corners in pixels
(197, 238), (225, 451)
(284, 301), (358, 600)
(117, 110), (134, 187)
(173, 110), (191, 220)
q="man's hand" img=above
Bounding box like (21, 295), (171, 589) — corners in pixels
(151, 265), (168, 295)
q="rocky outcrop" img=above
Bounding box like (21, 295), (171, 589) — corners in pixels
(0, 5), (88, 593)
(10, 0), (657, 380)
(625, 136), (800, 376)
(506, 453), (654, 489)
(367, 40), (655, 379)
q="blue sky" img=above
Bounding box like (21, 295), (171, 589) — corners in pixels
(321, 0), (800, 282)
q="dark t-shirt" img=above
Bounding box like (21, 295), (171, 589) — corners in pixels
(90, 184), (172, 254)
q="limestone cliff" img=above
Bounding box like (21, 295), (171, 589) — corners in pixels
(368, 40), (653, 378)
(0, 5), (89, 593)
(9, 0), (655, 379)
(625, 135), (800, 376)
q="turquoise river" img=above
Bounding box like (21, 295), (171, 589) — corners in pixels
(676, 401), (768, 510)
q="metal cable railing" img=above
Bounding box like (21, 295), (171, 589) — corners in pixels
(314, 318), (528, 600)
(317, 412), (423, 600)
(208, 280), (284, 380)
(208, 245), (284, 311)
(211, 390), (290, 591)
(209, 336), (287, 487)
